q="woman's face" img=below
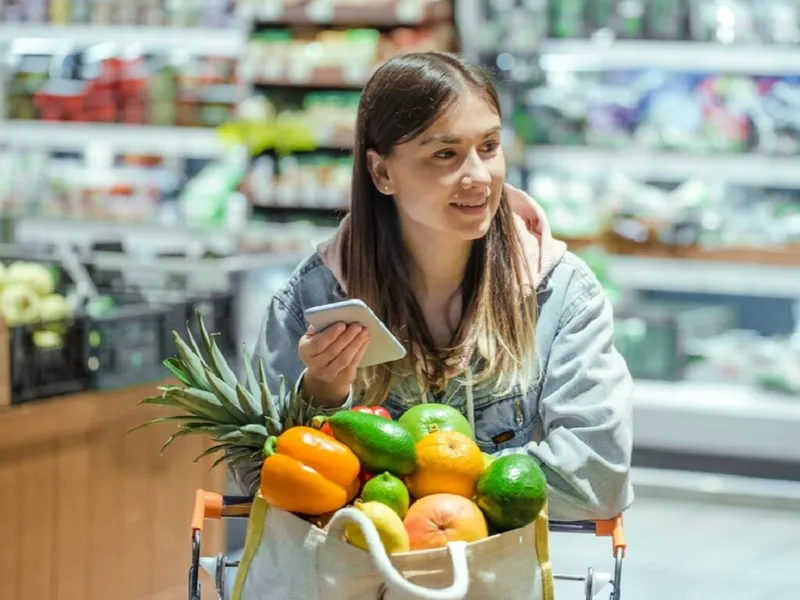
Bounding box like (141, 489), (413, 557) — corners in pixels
(368, 90), (506, 242)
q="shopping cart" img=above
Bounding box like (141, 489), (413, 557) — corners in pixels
(188, 490), (627, 600)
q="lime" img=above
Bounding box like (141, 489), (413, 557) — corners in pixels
(360, 472), (410, 518)
(475, 454), (547, 533)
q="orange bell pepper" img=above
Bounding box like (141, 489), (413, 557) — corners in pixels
(260, 426), (361, 516)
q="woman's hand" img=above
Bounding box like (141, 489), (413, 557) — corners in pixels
(298, 323), (370, 406)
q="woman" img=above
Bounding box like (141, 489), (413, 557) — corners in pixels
(238, 51), (633, 521)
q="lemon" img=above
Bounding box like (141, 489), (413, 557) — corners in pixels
(345, 500), (410, 555)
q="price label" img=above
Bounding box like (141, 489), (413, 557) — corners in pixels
(395, 0), (423, 24)
(306, 0), (334, 23)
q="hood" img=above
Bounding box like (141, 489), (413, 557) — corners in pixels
(317, 184), (568, 293)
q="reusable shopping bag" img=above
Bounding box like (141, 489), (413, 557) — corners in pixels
(230, 492), (555, 600)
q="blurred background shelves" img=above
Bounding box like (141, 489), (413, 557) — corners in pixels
(3, 121), (227, 158)
(526, 146), (800, 189)
(241, 0), (452, 26)
(607, 255), (800, 299)
(633, 379), (800, 463)
(537, 39), (800, 74)
(0, 23), (245, 56)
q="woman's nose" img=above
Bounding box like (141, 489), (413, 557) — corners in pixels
(461, 150), (492, 185)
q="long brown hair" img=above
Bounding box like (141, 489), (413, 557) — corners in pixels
(341, 51), (537, 405)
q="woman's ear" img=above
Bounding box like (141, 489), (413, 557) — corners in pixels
(366, 149), (393, 195)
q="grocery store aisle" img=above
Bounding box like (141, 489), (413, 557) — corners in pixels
(551, 494), (800, 600)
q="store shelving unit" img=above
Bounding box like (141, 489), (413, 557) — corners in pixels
(527, 146), (800, 189)
(633, 379), (800, 463)
(607, 255), (800, 299)
(457, 0), (800, 469)
(3, 120), (228, 158)
(537, 38), (800, 74)
(0, 23), (244, 57)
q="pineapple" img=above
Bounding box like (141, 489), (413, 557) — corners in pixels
(131, 310), (315, 492)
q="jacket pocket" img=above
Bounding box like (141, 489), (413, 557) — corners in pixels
(473, 395), (536, 454)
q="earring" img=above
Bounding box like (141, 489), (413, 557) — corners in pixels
(383, 185), (390, 193)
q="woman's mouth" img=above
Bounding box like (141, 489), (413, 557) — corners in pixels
(450, 199), (488, 215)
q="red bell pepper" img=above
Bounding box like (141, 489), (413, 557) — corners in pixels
(319, 406), (391, 437)
(351, 406), (392, 420)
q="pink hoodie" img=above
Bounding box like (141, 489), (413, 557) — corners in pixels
(316, 185), (568, 291)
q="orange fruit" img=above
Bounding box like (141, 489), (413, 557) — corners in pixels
(405, 430), (484, 499)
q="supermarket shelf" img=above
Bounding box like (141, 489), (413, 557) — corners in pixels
(526, 146), (800, 188)
(633, 380), (800, 463)
(243, 0), (452, 26)
(538, 39), (800, 74)
(608, 255), (800, 298)
(0, 24), (244, 57)
(89, 250), (311, 275)
(3, 121), (227, 158)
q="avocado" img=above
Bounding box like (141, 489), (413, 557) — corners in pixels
(327, 411), (417, 477)
(474, 454), (547, 533)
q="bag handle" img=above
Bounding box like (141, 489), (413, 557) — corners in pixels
(326, 508), (470, 600)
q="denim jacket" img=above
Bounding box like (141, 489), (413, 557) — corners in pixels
(232, 188), (634, 522)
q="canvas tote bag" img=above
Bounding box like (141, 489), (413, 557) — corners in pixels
(229, 492), (555, 600)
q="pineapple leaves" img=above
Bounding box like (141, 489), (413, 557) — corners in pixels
(162, 356), (194, 387)
(204, 367), (250, 425)
(213, 427), (264, 450)
(192, 443), (230, 463)
(197, 310), (239, 389)
(173, 331), (209, 389)
(242, 344), (260, 398)
(258, 358), (281, 428)
(208, 449), (255, 472)
(236, 383), (262, 423)
(240, 423), (269, 440)
(173, 388), (237, 423)
(125, 415), (213, 436)
(278, 374), (287, 412)
(160, 426), (195, 454)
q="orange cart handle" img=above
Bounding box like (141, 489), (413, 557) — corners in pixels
(595, 514), (627, 557)
(190, 490), (253, 535)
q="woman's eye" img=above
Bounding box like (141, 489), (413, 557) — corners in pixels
(481, 141), (500, 153)
(433, 149), (457, 160)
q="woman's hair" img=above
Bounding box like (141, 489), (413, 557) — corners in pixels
(341, 51), (537, 405)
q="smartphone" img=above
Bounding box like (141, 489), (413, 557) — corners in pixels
(303, 299), (407, 368)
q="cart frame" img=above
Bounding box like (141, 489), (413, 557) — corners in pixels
(188, 489), (627, 600)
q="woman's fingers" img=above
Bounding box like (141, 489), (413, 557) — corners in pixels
(327, 329), (369, 374)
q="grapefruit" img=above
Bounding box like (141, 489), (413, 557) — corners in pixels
(405, 430), (485, 499)
(403, 493), (489, 551)
(398, 403), (473, 442)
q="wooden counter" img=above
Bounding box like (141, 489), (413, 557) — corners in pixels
(0, 381), (228, 600)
